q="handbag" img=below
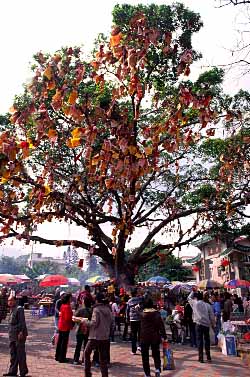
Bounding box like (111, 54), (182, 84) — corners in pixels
(162, 340), (175, 370)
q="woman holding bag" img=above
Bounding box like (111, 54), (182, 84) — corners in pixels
(73, 297), (92, 365)
(55, 293), (73, 363)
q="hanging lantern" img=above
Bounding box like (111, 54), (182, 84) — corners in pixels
(78, 259), (84, 268)
(192, 265), (199, 272)
(221, 259), (230, 267)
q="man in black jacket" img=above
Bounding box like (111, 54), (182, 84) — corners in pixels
(3, 295), (28, 377)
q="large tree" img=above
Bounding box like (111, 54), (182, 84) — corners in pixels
(0, 4), (249, 284)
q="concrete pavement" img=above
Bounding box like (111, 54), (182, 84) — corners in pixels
(0, 312), (249, 377)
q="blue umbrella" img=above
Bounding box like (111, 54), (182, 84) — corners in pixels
(147, 276), (170, 284)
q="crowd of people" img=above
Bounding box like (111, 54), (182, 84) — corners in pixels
(1, 284), (250, 377)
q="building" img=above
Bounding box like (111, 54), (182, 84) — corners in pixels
(185, 234), (250, 284)
(17, 252), (66, 273)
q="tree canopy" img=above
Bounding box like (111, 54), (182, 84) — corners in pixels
(0, 3), (249, 284)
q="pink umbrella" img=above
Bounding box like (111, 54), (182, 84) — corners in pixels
(0, 274), (23, 285)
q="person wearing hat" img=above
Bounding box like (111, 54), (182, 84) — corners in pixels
(83, 292), (113, 377)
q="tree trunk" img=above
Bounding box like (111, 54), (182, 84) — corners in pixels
(114, 257), (135, 287)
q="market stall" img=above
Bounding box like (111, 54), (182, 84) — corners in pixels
(217, 310), (250, 364)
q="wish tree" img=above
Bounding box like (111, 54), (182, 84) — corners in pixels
(0, 4), (249, 284)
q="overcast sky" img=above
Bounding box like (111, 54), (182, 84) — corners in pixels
(0, 0), (248, 259)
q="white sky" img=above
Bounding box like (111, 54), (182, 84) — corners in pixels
(0, 0), (249, 259)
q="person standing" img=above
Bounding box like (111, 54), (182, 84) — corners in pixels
(78, 285), (94, 308)
(55, 293), (73, 363)
(84, 293), (113, 377)
(184, 300), (197, 347)
(73, 297), (92, 365)
(188, 290), (215, 363)
(52, 291), (65, 345)
(53, 288), (61, 305)
(126, 288), (143, 355)
(3, 295), (28, 377)
(20, 288), (29, 308)
(0, 287), (8, 324)
(140, 298), (167, 377)
(211, 293), (221, 345)
(223, 292), (233, 321)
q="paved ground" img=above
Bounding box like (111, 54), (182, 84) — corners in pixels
(0, 312), (249, 377)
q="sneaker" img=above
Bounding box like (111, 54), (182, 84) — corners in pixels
(73, 361), (79, 365)
(130, 352), (136, 355)
(94, 362), (100, 368)
(137, 346), (141, 353)
(155, 370), (161, 377)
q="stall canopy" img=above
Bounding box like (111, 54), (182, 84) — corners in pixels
(0, 274), (23, 285)
(68, 277), (80, 286)
(147, 276), (170, 285)
(15, 274), (31, 283)
(198, 279), (222, 290)
(39, 275), (69, 287)
(225, 279), (250, 289)
(85, 275), (110, 285)
(35, 274), (50, 281)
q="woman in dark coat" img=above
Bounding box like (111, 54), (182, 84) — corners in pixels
(73, 297), (92, 365)
(140, 298), (167, 377)
(55, 293), (73, 363)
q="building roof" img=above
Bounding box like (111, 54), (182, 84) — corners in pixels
(219, 247), (234, 258)
(191, 234), (215, 247)
(185, 253), (202, 264)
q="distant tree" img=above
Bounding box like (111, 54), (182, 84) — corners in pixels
(0, 255), (25, 274)
(137, 251), (190, 282)
(25, 260), (60, 279)
(63, 246), (79, 273)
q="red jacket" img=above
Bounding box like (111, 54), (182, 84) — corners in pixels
(58, 304), (73, 332)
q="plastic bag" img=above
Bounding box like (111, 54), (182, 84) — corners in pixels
(162, 340), (175, 370)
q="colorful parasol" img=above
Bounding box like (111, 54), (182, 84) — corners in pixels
(85, 275), (110, 285)
(224, 279), (250, 289)
(15, 274), (31, 283)
(0, 274), (23, 285)
(198, 279), (222, 290)
(163, 282), (193, 293)
(39, 275), (69, 287)
(147, 276), (170, 285)
(67, 277), (80, 286)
